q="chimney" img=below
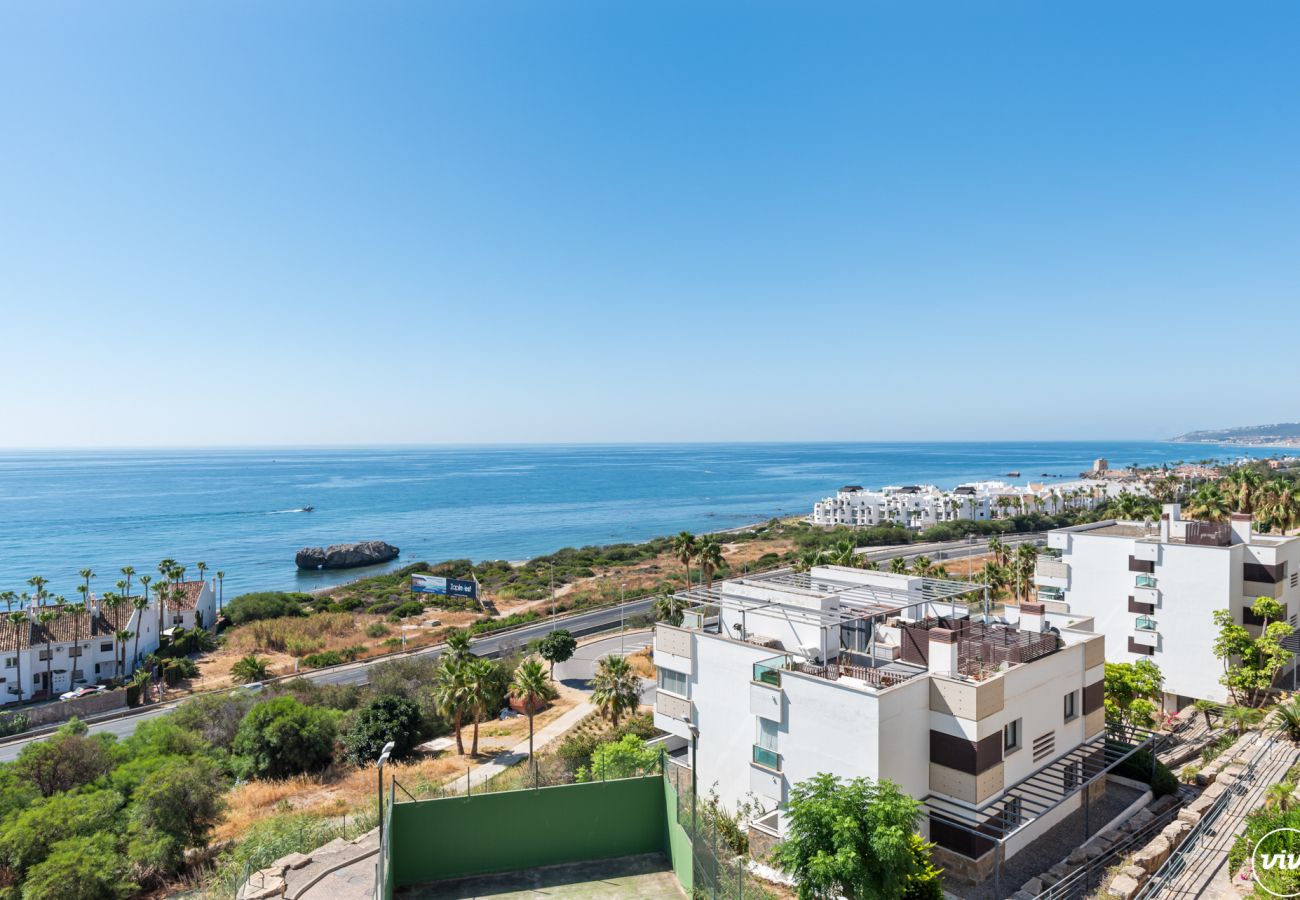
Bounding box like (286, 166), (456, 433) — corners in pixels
(1231, 513), (1252, 545)
(927, 628), (959, 677)
(1020, 602), (1047, 633)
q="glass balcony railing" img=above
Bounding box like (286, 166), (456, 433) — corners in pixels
(752, 745), (781, 770)
(753, 655), (787, 687)
(1037, 587), (1065, 602)
(1135, 575), (1158, 589)
(1135, 616), (1158, 631)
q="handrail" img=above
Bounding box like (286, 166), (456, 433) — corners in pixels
(1032, 799), (1183, 899)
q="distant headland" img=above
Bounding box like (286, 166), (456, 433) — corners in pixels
(1171, 423), (1300, 448)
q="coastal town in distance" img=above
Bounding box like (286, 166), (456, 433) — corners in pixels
(4, 3), (1298, 899)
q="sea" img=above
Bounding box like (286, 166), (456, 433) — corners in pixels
(0, 442), (1273, 600)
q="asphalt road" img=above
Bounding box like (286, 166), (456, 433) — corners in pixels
(0, 532), (1044, 762)
(554, 631), (656, 703)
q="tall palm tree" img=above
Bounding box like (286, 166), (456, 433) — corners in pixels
(464, 657), (500, 756)
(1015, 543), (1039, 604)
(215, 571), (225, 614)
(0, 592), (13, 613)
(510, 659), (558, 770)
(120, 566), (135, 599)
(130, 595), (149, 673)
(79, 569), (96, 600)
(444, 628), (473, 664)
(434, 656), (471, 755)
(65, 599), (86, 684)
(591, 655), (639, 728)
(1185, 484), (1228, 522)
(196, 561), (207, 584)
(26, 576), (48, 608)
(988, 536), (1009, 568)
(34, 608), (60, 697)
(6, 611), (28, 702)
(696, 536), (724, 591)
(100, 593), (127, 678)
(116, 628), (134, 678)
(152, 580), (168, 639)
(671, 532), (697, 589)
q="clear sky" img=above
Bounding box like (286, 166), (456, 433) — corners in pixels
(1, 1), (1297, 447)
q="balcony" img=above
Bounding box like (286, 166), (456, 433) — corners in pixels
(1135, 574), (1158, 589)
(753, 655), (785, 687)
(1036, 586), (1065, 604)
(1035, 558), (1070, 589)
(1135, 615), (1158, 632)
(655, 689), (692, 721)
(752, 744), (781, 771)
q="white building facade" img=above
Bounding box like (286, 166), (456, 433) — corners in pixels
(1037, 506), (1300, 706)
(811, 481), (1102, 530)
(654, 567), (1116, 884)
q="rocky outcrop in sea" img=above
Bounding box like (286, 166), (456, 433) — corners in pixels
(295, 541), (400, 570)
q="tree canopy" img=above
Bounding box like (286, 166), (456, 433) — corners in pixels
(1213, 597), (1293, 707)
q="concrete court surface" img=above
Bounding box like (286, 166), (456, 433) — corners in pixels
(398, 852), (685, 899)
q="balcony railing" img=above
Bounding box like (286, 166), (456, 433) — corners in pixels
(752, 745), (781, 770)
(1135, 616), (1158, 632)
(753, 655), (786, 687)
(1037, 587), (1065, 603)
(1135, 575), (1158, 589)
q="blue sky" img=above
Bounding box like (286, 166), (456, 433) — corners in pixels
(1, 1), (1297, 447)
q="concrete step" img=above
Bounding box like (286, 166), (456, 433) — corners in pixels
(283, 830), (379, 900)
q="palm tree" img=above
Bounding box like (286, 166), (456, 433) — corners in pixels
(64, 599), (87, 684)
(1276, 703), (1300, 743)
(434, 657), (471, 755)
(510, 659), (558, 769)
(591, 655), (639, 728)
(696, 536), (724, 590)
(465, 658), (505, 756)
(115, 629), (133, 678)
(653, 593), (688, 627)
(120, 566), (135, 599)
(988, 536), (1009, 568)
(152, 580), (168, 639)
(215, 571), (225, 614)
(79, 569), (96, 600)
(34, 608), (60, 697)
(1015, 543), (1039, 604)
(1185, 484), (1229, 522)
(829, 540), (857, 568)
(793, 549), (827, 574)
(231, 653), (270, 683)
(889, 556), (908, 575)
(130, 595), (149, 673)
(910, 555), (934, 578)
(1193, 699), (1220, 729)
(100, 593), (126, 678)
(444, 628), (473, 664)
(671, 532), (698, 589)
(26, 576), (48, 608)
(6, 611), (28, 702)
(1267, 781), (1298, 812)
(0, 592), (13, 613)
(1221, 704), (1265, 737)
(196, 561), (207, 585)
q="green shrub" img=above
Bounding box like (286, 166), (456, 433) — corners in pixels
(302, 650), (344, 668)
(1113, 747), (1178, 798)
(365, 622), (390, 638)
(366, 600), (401, 616)
(233, 696), (336, 779)
(225, 592), (312, 625)
(388, 601), (424, 619)
(170, 692), (257, 750)
(21, 832), (136, 900)
(469, 610), (541, 635)
(342, 695), (423, 766)
(162, 657), (199, 684)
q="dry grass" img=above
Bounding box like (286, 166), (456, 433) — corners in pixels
(627, 647), (656, 679)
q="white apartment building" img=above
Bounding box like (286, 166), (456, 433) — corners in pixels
(811, 481), (1101, 530)
(1036, 506), (1300, 706)
(0, 592), (164, 702)
(653, 567), (1137, 886)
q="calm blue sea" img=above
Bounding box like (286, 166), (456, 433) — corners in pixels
(0, 442), (1269, 599)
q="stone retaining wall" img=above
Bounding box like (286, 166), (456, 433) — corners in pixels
(21, 690), (127, 728)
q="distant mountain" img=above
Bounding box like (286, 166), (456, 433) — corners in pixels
(1171, 423), (1300, 445)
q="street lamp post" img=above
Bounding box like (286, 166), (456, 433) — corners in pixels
(686, 722), (699, 829)
(377, 741), (395, 842)
(619, 582), (625, 655)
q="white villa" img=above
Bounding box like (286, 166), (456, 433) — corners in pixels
(1033, 505), (1300, 706)
(653, 566), (1143, 887)
(811, 480), (1104, 530)
(0, 578), (217, 703)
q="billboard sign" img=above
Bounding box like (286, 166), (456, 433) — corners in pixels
(412, 574), (478, 600)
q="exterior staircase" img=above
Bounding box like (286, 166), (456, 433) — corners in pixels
(236, 828), (378, 900)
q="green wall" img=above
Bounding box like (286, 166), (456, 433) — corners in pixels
(663, 774), (694, 893)
(390, 775), (670, 886)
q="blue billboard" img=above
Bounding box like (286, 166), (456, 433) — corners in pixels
(412, 573), (478, 600)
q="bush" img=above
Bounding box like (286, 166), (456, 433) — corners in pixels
(577, 734), (659, 782)
(0, 788), (124, 878)
(1113, 747), (1178, 798)
(469, 610), (541, 635)
(343, 695), (423, 766)
(170, 692), (257, 750)
(0, 711), (30, 738)
(162, 656), (199, 684)
(22, 832), (136, 900)
(366, 622), (390, 638)
(388, 601), (424, 619)
(233, 696), (337, 779)
(14, 719), (118, 798)
(231, 654), (271, 683)
(303, 650), (345, 668)
(225, 592), (312, 625)
(157, 626), (216, 658)
(366, 601), (401, 616)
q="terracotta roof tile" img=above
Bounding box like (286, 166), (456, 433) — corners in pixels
(167, 582), (206, 612)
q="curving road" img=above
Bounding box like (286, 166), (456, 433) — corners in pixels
(0, 533), (1043, 762)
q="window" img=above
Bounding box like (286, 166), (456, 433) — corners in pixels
(100, 642), (112, 652)
(753, 718), (780, 769)
(657, 668), (688, 697)
(1004, 718), (1021, 753)
(68, 647), (82, 657)
(1063, 691), (1077, 721)
(3, 657), (14, 669)
(173, 615), (184, 625)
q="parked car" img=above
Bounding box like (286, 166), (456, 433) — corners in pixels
(59, 685), (108, 702)
(234, 682), (264, 694)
